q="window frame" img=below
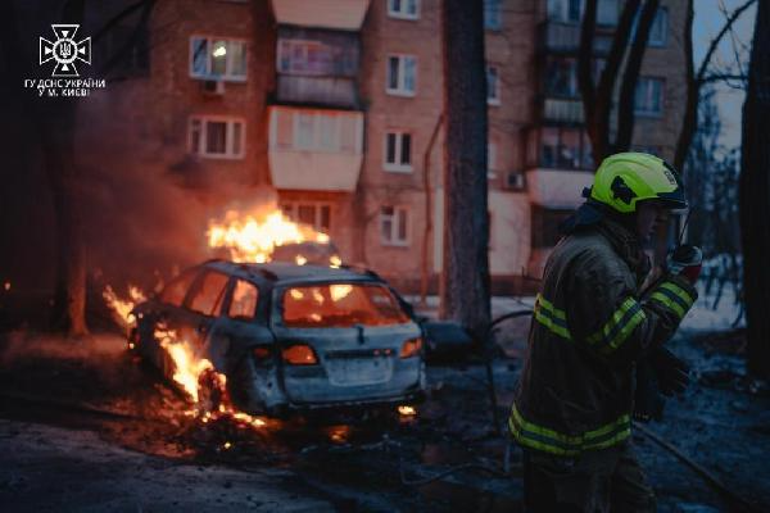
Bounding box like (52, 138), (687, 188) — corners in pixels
(185, 270), (230, 317)
(226, 278), (260, 321)
(383, 130), (413, 173)
(547, 0), (583, 24)
(379, 205), (411, 247)
(386, 54), (417, 97)
(648, 7), (668, 47)
(487, 64), (501, 105)
(188, 115), (246, 159)
(281, 202), (332, 233)
(487, 141), (498, 179)
(484, 0), (502, 31)
(387, 0), (420, 20)
(189, 35), (248, 82)
(634, 77), (665, 117)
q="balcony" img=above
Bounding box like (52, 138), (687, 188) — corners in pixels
(268, 106), (364, 192)
(276, 27), (360, 108)
(539, 21), (614, 56)
(270, 0), (371, 30)
(525, 168), (594, 208)
(543, 97), (584, 124)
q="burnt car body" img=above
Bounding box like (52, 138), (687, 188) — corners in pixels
(132, 260), (426, 416)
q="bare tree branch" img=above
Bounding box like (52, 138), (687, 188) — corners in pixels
(615, 0), (659, 151)
(696, 0), (756, 84)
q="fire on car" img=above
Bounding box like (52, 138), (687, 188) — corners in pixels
(130, 260), (426, 418)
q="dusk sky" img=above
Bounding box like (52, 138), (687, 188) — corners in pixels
(693, 0), (756, 149)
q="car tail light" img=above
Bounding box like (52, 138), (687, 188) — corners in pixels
(252, 346), (271, 361)
(282, 344), (318, 365)
(400, 337), (423, 359)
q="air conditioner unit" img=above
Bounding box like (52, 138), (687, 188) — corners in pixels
(505, 171), (526, 191)
(201, 79), (225, 95)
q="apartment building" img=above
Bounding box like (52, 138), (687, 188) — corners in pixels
(76, 0), (686, 293)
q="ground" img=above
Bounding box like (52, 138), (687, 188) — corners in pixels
(0, 291), (768, 512)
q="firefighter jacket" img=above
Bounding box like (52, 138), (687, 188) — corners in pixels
(509, 217), (698, 457)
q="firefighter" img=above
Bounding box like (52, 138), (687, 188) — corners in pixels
(510, 152), (702, 512)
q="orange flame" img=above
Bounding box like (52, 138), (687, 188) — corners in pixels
(103, 284), (147, 329)
(154, 323), (267, 429)
(207, 209), (330, 263)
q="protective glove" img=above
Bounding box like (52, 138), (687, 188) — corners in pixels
(650, 346), (690, 397)
(666, 244), (703, 284)
(633, 347), (690, 422)
(634, 359), (665, 422)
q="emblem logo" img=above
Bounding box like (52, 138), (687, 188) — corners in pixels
(39, 24), (92, 77)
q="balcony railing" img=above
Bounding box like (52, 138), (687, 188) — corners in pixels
(276, 75), (359, 109)
(267, 106), (364, 192)
(543, 97), (584, 124)
(539, 21), (614, 55)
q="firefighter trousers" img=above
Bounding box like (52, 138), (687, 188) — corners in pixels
(522, 442), (656, 513)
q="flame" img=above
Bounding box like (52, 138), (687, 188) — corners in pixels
(329, 255), (342, 268)
(295, 254), (308, 266)
(153, 323), (268, 429)
(330, 284), (353, 302)
(154, 324), (212, 402)
(207, 209), (330, 263)
(103, 284), (147, 329)
(398, 405), (417, 417)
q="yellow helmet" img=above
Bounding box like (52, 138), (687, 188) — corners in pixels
(588, 152), (687, 214)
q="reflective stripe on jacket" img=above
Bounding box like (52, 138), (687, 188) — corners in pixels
(510, 218), (698, 456)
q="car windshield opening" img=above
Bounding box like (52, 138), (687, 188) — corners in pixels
(282, 283), (410, 328)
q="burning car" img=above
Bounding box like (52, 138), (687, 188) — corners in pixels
(131, 260), (426, 417)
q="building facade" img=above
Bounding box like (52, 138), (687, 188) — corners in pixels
(77, 0), (687, 293)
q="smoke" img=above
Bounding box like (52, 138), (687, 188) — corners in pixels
(0, 330), (126, 365)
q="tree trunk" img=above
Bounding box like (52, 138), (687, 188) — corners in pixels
(614, 0), (659, 152)
(420, 114), (443, 307)
(439, 0), (491, 337)
(740, 0), (770, 377)
(0, 0), (88, 336)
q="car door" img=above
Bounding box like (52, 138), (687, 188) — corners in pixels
(138, 267), (202, 373)
(204, 278), (282, 411)
(178, 269), (230, 360)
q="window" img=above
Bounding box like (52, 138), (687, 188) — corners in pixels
(380, 206), (410, 246)
(278, 39), (331, 75)
(384, 131), (412, 172)
(634, 77), (664, 116)
(281, 202), (332, 233)
(388, 0), (419, 19)
(548, 0), (582, 23)
(649, 7), (668, 47)
(484, 0), (502, 30)
(282, 284), (409, 328)
(631, 7), (668, 47)
(538, 127), (593, 170)
(597, 0), (618, 26)
(545, 57), (578, 98)
(228, 280), (259, 320)
(487, 142), (497, 179)
(386, 55), (417, 96)
(487, 65), (500, 105)
(160, 270), (199, 307)
(273, 109), (362, 154)
(189, 117), (245, 159)
(190, 36), (247, 81)
(187, 271), (229, 316)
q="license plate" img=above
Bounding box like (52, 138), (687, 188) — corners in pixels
(325, 356), (393, 386)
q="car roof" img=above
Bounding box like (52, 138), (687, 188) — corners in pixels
(202, 260), (379, 286)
